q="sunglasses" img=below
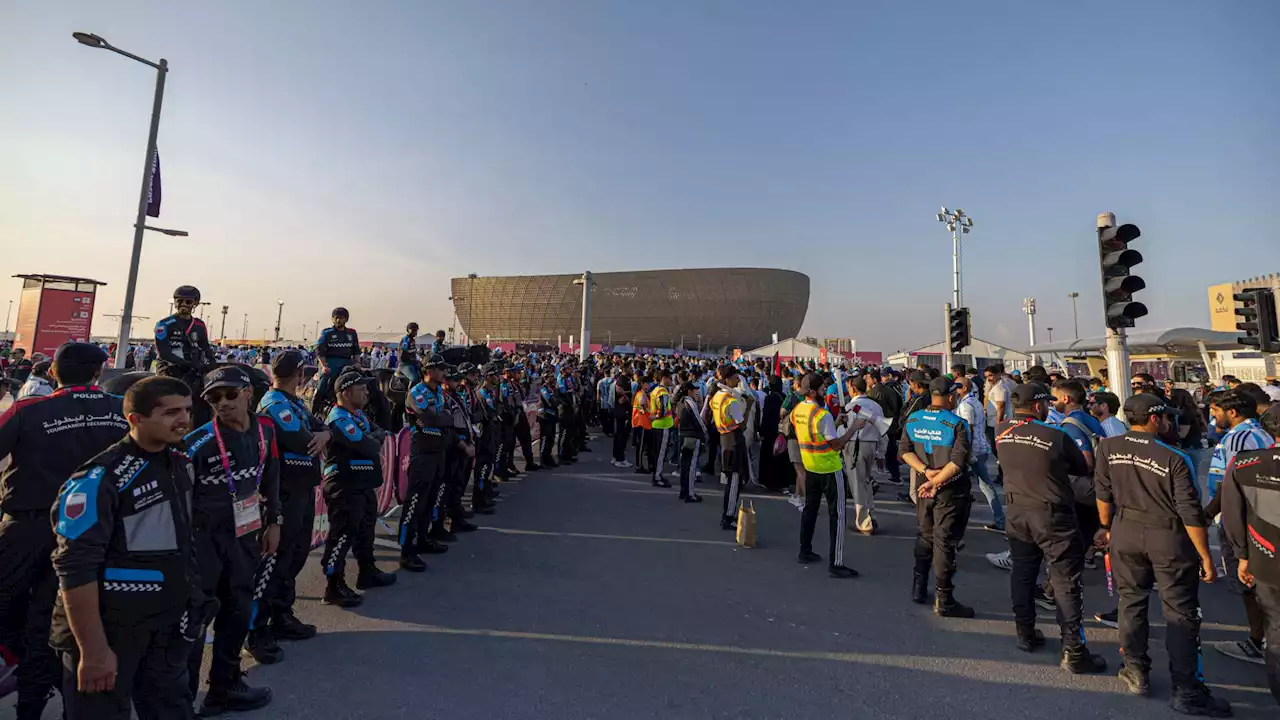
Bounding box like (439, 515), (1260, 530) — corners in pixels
(206, 388), (242, 403)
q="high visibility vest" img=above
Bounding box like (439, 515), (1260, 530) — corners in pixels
(792, 400), (841, 473)
(632, 390), (652, 430)
(649, 385), (673, 429)
(710, 391), (741, 434)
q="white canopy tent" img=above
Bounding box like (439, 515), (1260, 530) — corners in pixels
(742, 337), (827, 361)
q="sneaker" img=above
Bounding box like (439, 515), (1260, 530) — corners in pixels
(788, 495), (805, 511)
(1170, 684), (1233, 717)
(720, 520), (737, 531)
(356, 569), (397, 589)
(1117, 665), (1150, 697)
(797, 550), (821, 564)
(986, 551), (1013, 571)
(199, 674), (273, 716)
(1033, 585), (1057, 612)
(828, 565), (859, 579)
(1016, 628), (1045, 653)
(1094, 609), (1119, 629)
(429, 529), (458, 543)
(543, 459), (559, 468)
(271, 613), (317, 641)
(1209, 638), (1265, 665)
(652, 479), (672, 488)
(983, 523), (1005, 534)
(683, 495), (703, 503)
(1060, 646), (1108, 674)
(321, 584), (363, 608)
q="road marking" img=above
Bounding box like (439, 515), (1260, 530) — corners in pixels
(477, 525), (738, 546)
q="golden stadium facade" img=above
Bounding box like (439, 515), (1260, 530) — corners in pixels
(450, 268), (809, 350)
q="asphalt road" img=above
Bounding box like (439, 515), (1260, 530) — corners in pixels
(6, 436), (1275, 719)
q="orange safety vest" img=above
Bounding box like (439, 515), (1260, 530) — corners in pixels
(710, 391), (741, 434)
(632, 389), (652, 430)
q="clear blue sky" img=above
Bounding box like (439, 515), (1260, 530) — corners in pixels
(2, 1), (1276, 351)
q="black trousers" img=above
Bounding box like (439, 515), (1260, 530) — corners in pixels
(498, 419), (517, 474)
(799, 470), (848, 568)
(679, 438), (703, 498)
(719, 430), (747, 523)
(473, 450), (496, 510)
(539, 419), (558, 463)
(1006, 502), (1085, 646)
(883, 434), (901, 481)
(632, 425), (648, 470)
(514, 412), (536, 465)
(400, 450), (445, 552)
(600, 410), (614, 437)
(321, 486), (377, 584)
(0, 515), (59, 707)
(62, 620), (192, 720)
(559, 411), (580, 460)
(188, 522), (259, 692)
(1253, 581), (1280, 704)
(646, 428), (671, 481)
(441, 448), (471, 523)
(913, 479), (972, 594)
(1111, 515), (1202, 688)
(251, 484), (316, 631)
(612, 413), (631, 462)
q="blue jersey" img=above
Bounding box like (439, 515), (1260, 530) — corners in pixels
(902, 407), (972, 475)
(1209, 418), (1273, 499)
(407, 382), (448, 437)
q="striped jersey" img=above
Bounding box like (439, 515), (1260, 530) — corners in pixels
(1208, 418), (1273, 499)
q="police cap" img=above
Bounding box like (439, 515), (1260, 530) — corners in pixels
(53, 342), (108, 368)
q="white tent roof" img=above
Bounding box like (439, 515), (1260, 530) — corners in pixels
(1027, 327), (1242, 355)
(742, 337), (824, 359)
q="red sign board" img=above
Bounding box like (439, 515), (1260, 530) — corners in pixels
(13, 287), (97, 357)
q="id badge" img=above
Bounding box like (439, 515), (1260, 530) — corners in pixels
(233, 493), (263, 537)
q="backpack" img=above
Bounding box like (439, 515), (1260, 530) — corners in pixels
(1060, 415), (1100, 504)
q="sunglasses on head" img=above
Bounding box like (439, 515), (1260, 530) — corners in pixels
(206, 388), (242, 403)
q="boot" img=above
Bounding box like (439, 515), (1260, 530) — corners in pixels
(244, 626), (284, 664)
(418, 539), (450, 554)
(911, 572), (929, 605)
(199, 673), (273, 716)
(452, 520), (478, 533)
(1169, 683), (1233, 717)
(473, 505), (496, 515)
(526, 463), (542, 471)
(1015, 628), (1045, 653)
(271, 612), (317, 641)
(429, 528), (458, 542)
(322, 579), (363, 608)
(399, 554), (427, 572)
(933, 591), (976, 618)
(1060, 645), (1107, 674)
(1117, 664), (1150, 697)
(356, 567), (397, 589)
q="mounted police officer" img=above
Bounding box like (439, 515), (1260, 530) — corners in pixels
(310, 307), (360, 416)
(155, 285), (216, 426)
(397, 322), (422, 386)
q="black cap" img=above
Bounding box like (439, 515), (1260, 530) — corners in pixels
(482, 363), (500, 376)
(458, 362), (478, 375)
(53, 342), (108, 367)
(202, 366), (252, 395)
(424, 353), (446, 368)
(1124, 393), (1176, 421)
(928, 377), (959, 396)
(445, 367), (462, 381)
(1011, 382), (1053, 405)
(335, 371), (366, 394)
(271, 350), (304, 379)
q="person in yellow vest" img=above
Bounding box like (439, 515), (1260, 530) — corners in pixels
(794, 373), (862, 578)
(710, 365), (751, 530)
(647, 371), (675, 487)
(631, 376), (653, 474)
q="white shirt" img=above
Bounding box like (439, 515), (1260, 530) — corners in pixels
(17, 376), (53, 400)
(844, 394), (885, 443)
(985, 378), (1015, 427)
(956, 393), (991, 456)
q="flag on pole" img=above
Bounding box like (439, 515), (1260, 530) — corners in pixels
(772, 351), (781, 378)
(145, 149), (162, 217)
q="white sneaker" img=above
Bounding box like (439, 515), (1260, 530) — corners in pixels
(1210, 639), (1266, 665)
(612, 459), (632, 468)
(788, 495), (805, 511)
(986, 551), (1013, 571)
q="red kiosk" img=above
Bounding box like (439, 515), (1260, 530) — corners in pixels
(11, 274), (107, 357)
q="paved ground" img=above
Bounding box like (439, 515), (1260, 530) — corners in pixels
(6, 435), (1275, 719)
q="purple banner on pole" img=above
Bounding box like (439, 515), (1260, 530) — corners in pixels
(145, 149), (161, 217)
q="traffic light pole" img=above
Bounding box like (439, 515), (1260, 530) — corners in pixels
(943, 302), (954, 375)
(1105, 327), (1132, 415)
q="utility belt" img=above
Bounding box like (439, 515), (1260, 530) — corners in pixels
(1004, 493), (1075, 513)
(1116, 507), (1183, 531)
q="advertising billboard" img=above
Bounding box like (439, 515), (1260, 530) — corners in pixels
(10, 275), (105, 357)
(1207, 282), (1236, 333)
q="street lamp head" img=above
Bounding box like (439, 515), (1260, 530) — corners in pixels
(935, 213), (945, 222)
(72, 32), (108, 48)
(940, 206), (949, 216)
(964, 217), (973, 228)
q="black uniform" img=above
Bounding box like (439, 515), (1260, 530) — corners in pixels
(1095, 431), (1208, 689)
(50, 439), (198, 720)
(255, 389), (323, 632)
(511, 376), (537, 468)
(677, 395), (709, 500)
(0, 385), (127, 713)
(440, 388), (474, 527)
(154, 315), (216, 425)
(473, 383), (502, 511)
(900, 407), (972, 602)
(995, 415), (1091, 647)
(184, 417), (281, 694)
(320, 406), (384, 585)
(311, 326), (361, 414)
(400, 381), (450, 557)
(538, 384), (559, 465)
(1220, 447), (1280, 704)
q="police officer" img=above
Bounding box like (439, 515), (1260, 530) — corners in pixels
(557, 364), (581, 465)
(251, 351), (328, 651)
(900, 376), (974, 618)
(710, 365), (748, 531)
(995, 383), (1107, 672)
(0, 343), (127, 719)
(793, 373), (860, 578)
(473, 364), (503, 515)
(310, 307), (360, 415)
(538, 372), (560, 467)
(648, 371), (675, 488)
(510, 365), (540, 472)
(398, 322), (422, 386)
(492, 363), (517, 482)
(49, 377), (197, 719)
(1095, 394), (1231, 716)
(320, 371), (396, 605)
(155, 285), (216, 425)
(184, 366), (279, 714)
(435, 366), (479, 539)
(431, 329), (447, 355)
(399, 355), (452, 571)
(1221, 445), (1280, 705)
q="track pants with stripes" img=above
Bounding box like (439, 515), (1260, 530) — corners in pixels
(679, 438), (703, 499)
(251, 483), (316, 632)
(400, 450), (445, 554)
(799, 470), (847, 568)
(647, 427), (670, 482)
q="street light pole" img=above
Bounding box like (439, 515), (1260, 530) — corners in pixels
(936, 207), (974, 309)
(1023, 297), (1037, 366)
(219, 305), (228, 341)
(1067, 292), (1080, 339)
(573, 271), (594, 362)
(74, 33), (169, 369)
(4, 300), (11, 334)
(1047, 327), (1054, 343)
(274, 299), (284, 342)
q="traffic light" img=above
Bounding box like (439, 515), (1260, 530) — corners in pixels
(1235, 287), (1279, 352)
(948, 307), (970, 353)
(1097, 220), (1146, 329)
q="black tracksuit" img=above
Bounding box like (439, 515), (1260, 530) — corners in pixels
(676, 396), (708, 499)
(50, 439), (198, 720)
(900, 407), (972, 597)
(995, 415), (1091, 646)
(321, 406), (384, 584)
(1220, 447), (1280, 703)
(0, 385), (127, 713)
(472, 383), (501, 510)
(184, 416), (281, 693)
(401, 381), (450, 555)
(538, 385), (559, 465)
(1095, 431), (1208, 689)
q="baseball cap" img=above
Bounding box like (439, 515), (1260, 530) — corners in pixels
(1123, 393), (1176, 421)
(203, 366), (252, 395)
(271, 350), (304, 378)
(424, 354), (446, 368)
(1011, 382), (1052, 405)
(928, 377), (959, 396)
(335, 371), (366, 394)
(53, 342), (108, 367)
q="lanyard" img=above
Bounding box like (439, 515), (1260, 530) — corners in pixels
(212, 418), (266, 496)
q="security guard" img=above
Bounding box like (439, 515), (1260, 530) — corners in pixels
(397, 322), (422, 386)
(509, 365), (540, 472)
(437, 367), (479, 538)
(1220, 446), (1280, 705)
(473, 364), (503, 514)
(632, 376), (653, 473)
(310, 307), (360, 415)
(537, 372), (560, 467)
(995, 383), (1107, 671)
(492, 363), (517, 482)
(900, 376), (974, 618)
(154, 286), (216, 425)
(648, 371), (675, 488)
(252, 351), (328, 649)
(793, 373), (860, 578)
(556, 364), (581, 464)
(0, 343), (127, 719)
(49, 376), (197, 719)
(1095, 394), (1231, 716)
(710, 365), (749, 531)
(399, 355), (451, 571)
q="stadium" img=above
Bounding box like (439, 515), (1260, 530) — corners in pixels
(450, 268), (810, 351)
